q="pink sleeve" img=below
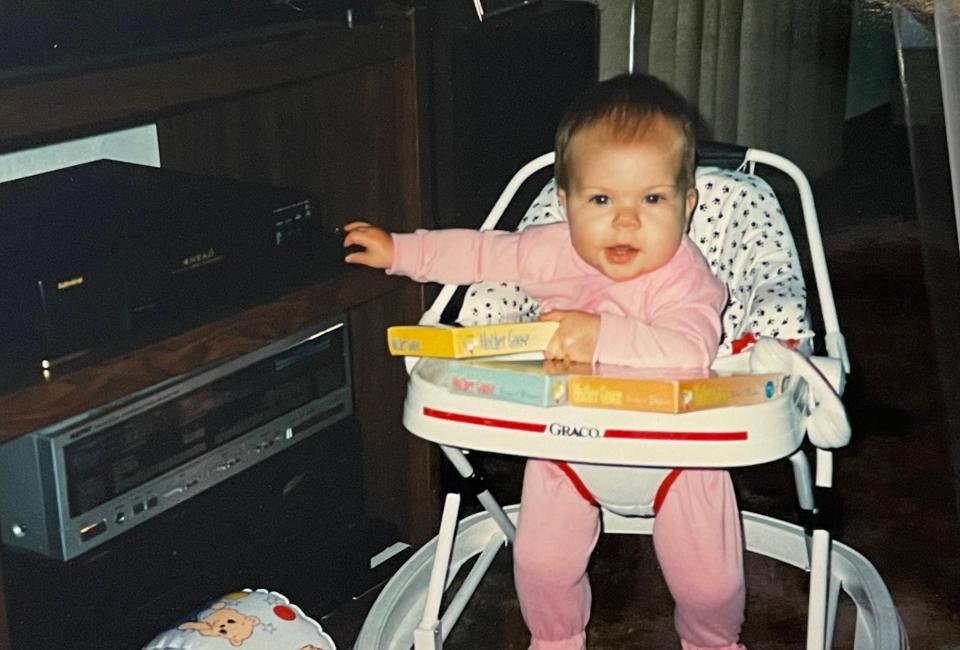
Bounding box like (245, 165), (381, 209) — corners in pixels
(388, 229), (524, 285)
(593, 263), (726, 368)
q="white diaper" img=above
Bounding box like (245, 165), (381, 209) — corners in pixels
(566, 464), (675, 517)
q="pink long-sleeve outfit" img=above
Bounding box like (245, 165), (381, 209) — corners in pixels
(390, 222), (746, 650)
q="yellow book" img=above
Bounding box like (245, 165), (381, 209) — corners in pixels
(568, 368), (788, 413)
(386, 322), (558, 358)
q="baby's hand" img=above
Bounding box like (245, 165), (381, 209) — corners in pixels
(341, 221), (395, 269)
(539, 310), (600, 363)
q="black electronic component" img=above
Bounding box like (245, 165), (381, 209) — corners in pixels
(0, 160), (341, 393)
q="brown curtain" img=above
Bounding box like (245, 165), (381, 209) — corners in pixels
(593, 0), (852, 179)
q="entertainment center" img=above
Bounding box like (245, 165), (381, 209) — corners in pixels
(0, 8), (435, 647)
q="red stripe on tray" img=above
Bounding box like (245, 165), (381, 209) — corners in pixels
(423, 407), (547, 433)
(422, 408), (746, 441)
(603, 430), (748, 441)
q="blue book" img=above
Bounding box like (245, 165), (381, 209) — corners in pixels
(447, 359), (570, 407)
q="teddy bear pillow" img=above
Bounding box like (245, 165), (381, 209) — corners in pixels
(142, 589), (336, 650)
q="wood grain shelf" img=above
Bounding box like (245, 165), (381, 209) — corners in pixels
(0, 13), (414, 154)
(0, 267), (403, 443)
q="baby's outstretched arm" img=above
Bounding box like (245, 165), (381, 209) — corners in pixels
(341, 221), (395, 268)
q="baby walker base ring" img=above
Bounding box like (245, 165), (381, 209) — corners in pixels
(354, 504), (907, 650)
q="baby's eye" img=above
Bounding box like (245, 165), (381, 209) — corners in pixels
(644, 194), (665, 204)
(589, 195), (610, 205)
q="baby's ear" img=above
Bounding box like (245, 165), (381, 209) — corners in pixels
(557, 187), (567, 219)
(685, 187), (698, 221)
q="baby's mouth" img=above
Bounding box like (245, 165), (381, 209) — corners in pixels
(604, 244), (639, 264)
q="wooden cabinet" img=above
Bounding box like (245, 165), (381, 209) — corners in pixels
(150, 15), (438, 541)
(0, 10), (438, 646)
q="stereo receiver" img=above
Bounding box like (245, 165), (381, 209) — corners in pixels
(0, 314), (351, 561)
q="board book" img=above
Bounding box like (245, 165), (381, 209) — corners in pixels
(386, 322), (558, 358)
(445, 360), (787, 413)
(447, 359), (571, 406)
(567, 367), (789, 413)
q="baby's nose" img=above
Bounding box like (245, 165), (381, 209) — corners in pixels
(613, 209), (640, 227)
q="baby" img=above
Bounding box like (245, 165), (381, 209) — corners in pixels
(344, 73), (745, 650)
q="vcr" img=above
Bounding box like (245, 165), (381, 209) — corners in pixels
(0, 315), (352, 561)
(0, 160), (340, 392)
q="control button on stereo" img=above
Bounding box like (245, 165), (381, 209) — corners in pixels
(215, 458), (241, 471)
(146, 496), (158, 509)
(115, 512), (126, 524)
(79, 520), (107, 541)
(132, 502), (146, 515)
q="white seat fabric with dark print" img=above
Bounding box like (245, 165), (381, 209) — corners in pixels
(453, 167), (812, 357)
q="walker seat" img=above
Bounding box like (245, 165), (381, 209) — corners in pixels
(356, 145), (907, 650)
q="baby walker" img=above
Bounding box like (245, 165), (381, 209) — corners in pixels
(354, 145), (908, 650)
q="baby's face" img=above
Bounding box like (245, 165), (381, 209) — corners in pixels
(559, 119), (696, 282)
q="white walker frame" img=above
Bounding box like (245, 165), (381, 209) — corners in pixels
(355, 150), (907, 650)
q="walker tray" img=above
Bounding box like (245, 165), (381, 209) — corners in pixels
(403, 357), (810, 468)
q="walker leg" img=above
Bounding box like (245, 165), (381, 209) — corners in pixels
(807, 450), (836, 650)
(789, 450), (815, 511)
(476, 490), (516, 542)
(441, 445), (516, 542)
(415, 493), (461, 650)
(806, 529), (831, 650)
(439, 533), (506, 635)
(825, 567), (842, 648)
(790, 450), (816, 568)
(413, 625), (443, 650)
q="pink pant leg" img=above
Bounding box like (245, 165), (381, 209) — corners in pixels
(653, 469), (746, 650)
(513, 460), (600, 650)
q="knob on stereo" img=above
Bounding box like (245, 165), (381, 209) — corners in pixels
(79, 520), (107, 541)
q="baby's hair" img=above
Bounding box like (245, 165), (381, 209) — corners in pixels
(555, 73), (698, 193)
